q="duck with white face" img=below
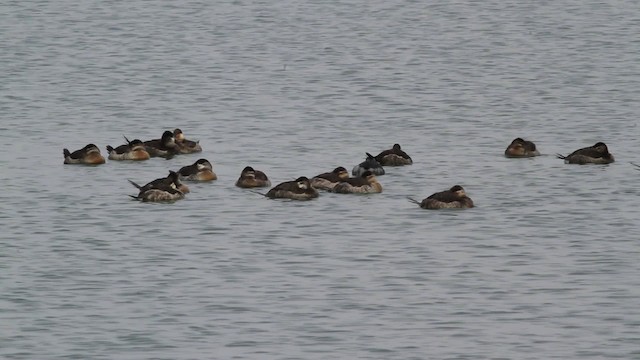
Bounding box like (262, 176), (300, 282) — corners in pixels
(331, 171), (383, 194)
(177, 159), (217, 181)
(63, 144), (106, 165)
(173, 128), (203, 154)
(311, 166), (350, 191)
(409, 185), (474, 209)
(352, 153), (385, 177)
(266, 176), (319, 200)
(128, 171), (188, 202)
(142, 131), (179, 158)
(129, 170), (190, 198)
(130, 182), (186, 202)
(373, 144), (413, 166)
(504, 138), (540, 158)
(106, 139), (150, 161)
(557, 142), (614, 164)
(235, 166), (271, 188)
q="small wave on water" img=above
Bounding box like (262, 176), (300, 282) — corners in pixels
(2, 0), (640, 359)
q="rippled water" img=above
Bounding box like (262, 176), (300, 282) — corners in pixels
(2, 0), (640, 359)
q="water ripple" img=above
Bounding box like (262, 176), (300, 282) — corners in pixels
(2, 0), (640, 359)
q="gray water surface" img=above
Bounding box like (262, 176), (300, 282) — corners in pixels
(2, 1), (640, 359)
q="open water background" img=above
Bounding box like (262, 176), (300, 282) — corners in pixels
(1, 0), (640, 359)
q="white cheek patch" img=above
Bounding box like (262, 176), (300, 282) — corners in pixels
(171, 183), (178, 190)
(298, 182), (308, 189)
(197, 163), (205, 170)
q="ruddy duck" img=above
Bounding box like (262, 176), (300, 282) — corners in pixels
(352, 153), (385, 177)
(556, 142), (614, 164)
(128, 170), (190, 195)
(63, 144), (106, 165)
(142, 131), (179, 158)
(130, 182), (185, 202)
(373, 144), (413, 166)
(177, 159), (217, 181)
(235, 166), (271, 188)
(332, 171), (383, 194)
(266, 176), (319, 200)
(311, 166), (350, 191)
(408, 185), (474, 209)
(504, 138), (540, 158)
(106, 139), (150, 161)
(173, 128), (203, 154)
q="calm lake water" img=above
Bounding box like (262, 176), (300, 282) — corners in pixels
(2, 0), (640, 359)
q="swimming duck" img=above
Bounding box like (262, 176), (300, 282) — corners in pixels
(352, 153), (385, 177)
(373, 144), (413, 166)
(128, 170), (190, 195)
(332, 171), (383, 194)
(106, 139), (150, 161)
(142, 131), (179, 158)
(504, 138), (540, 158)
(556, 142), (614, 164)
(63, 144), (106, 165)
(311, 166), (350, 191)
(173, 128), (203, 154)
(177, 158), (217, 181)
(408, 185), (474, 209)
(129, 182), (186, 202)
(235, 166), (271, 188)
(266, 176), (319, 200)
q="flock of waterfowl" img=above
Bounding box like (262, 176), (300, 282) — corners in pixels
(63, 131), (617, 209)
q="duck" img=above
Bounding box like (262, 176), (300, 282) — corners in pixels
(106, 139), (150, 161)
(556, 142), (614, 164)
(332, 171), (383, 194)
(129, 182), (185, 202)
(128, 170), (190, 195)
(373, 144), (413, 165)
(408, 185), (474, 209)
(311, 166), (350, 191)
(504, 138), (540, 158)
(266, 176), (318, 200)
(177, 159), (217, 181)
(142, 131), (179, 158)
(235, 166), (271, 188)
(63, 144), (106, 165)
(352, 153), (385, 177)
(173, 128), (203, 154)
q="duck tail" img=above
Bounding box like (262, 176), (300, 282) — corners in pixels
(63, 148), (71, 158)
(407, 196), (421, 205)
(123, 135), (132, 144)
(248, 190), (267, 197)
(106, 145), (114, 152)
(128, 179), (142, 189)
(556, 153), (567, 160)
(365, 152), (374, 159)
